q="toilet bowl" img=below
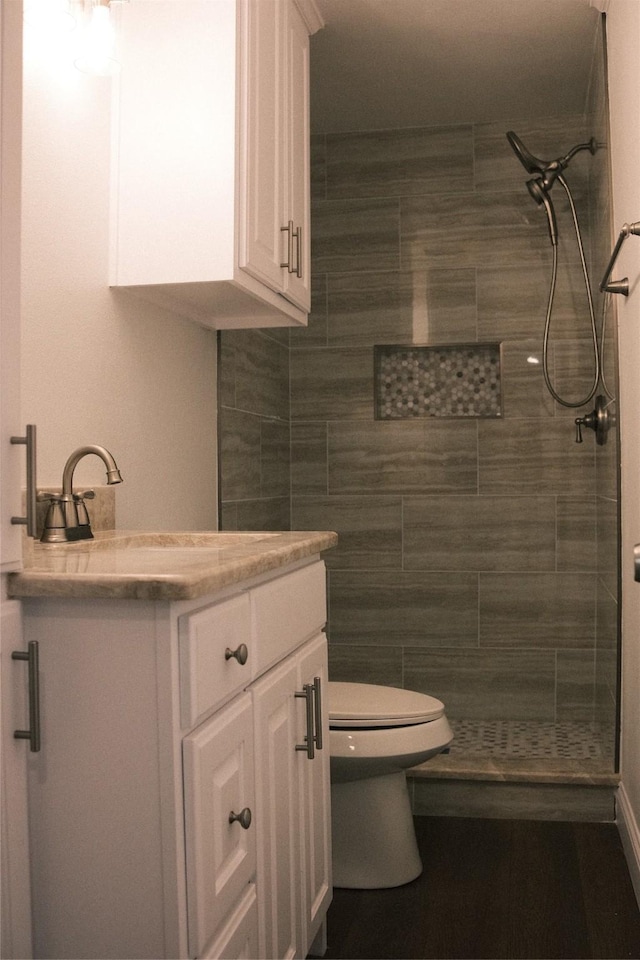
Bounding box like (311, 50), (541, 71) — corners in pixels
(329, 681), (453, 889)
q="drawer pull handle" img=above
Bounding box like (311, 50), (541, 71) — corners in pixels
(225, 643), (248, 665)
(12, 641), (41, 752)
(229, 807), (252, 830)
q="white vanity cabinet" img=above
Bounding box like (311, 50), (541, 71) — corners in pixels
(111, 0), (322, 330)
(22, 557), (332, 960)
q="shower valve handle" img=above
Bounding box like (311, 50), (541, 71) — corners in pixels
(575, 411), (597, 443)
(575, 396), (611, 446)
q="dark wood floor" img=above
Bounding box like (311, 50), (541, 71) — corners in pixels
(323, 817), (640, 960)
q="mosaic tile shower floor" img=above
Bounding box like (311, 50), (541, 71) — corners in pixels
(448, 719), (609, 761)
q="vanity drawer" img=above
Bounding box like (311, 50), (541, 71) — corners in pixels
(179, 593), (252, 728)
(250, 561), (326, 675)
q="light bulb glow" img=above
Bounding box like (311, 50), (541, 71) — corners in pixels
(24, 0), (76, 33)
(74, 2), (119, 76)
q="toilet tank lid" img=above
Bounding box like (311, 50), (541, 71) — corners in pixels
(328, 681), (445, 726)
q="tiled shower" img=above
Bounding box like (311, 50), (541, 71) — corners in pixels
(219, 20), (619, 776)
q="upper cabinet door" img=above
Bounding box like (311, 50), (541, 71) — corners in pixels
(111, 0), (323, 330)
(281, 0), (312, 312)
(237, 0), (287, 296)
(238, 0), (312, 314)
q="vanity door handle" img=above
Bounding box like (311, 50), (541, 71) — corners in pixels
(12, 641), (41, 752)
(295, 683), (315, 760)
(229, 807), (252, 830)
(312, 676), (323, 751)
(225, 643), (248, 665)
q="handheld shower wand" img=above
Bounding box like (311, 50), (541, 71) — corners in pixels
(505, 130), (600, 409)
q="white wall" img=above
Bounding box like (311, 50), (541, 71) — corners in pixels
(20, 8), (218, 531)
(606, 0), (640, 894)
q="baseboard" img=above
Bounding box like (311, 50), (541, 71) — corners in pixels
(616, 783), (640, 908)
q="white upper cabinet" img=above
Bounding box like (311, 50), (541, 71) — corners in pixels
(110, 0), (322, 330)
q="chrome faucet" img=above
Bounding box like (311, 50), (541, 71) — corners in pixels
(40, 445), (123, 543)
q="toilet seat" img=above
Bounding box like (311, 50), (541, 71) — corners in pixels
(328, 681), (444, 728)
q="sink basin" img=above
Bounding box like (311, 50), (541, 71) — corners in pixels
(84, 531), (282, 552)
(120, 532), (281, 549)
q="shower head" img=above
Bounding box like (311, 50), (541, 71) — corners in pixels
(507, 130), (596, 247)
(506, 131), (597, 192)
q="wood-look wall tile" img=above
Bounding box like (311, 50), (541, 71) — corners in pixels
(327, 643), (403, 687)
(411, 268), (478, 343)
(218, 334), (236, 407)
(328, 571), (478, 645)
(311, 197), (400, 274)
(403, 648), (556, 720)
(290, 272), (328, 347)
(311, 133), (326, 201)
(219, 408), (261, 501)
(291, 422), (327, 496)
(219, 501), (238, 530)
(474, 116), (589, 194)
(596, 497), (618, 598)
(478, 419), (596, 496)
(261, 419), (290, 500)
(479, 573), (596, 648)
(552, 340), (601, 418)
(596, 576), (618, 652)
(292, 495), (402, 569)
(327, 270), (414, 346)
(326, 268), (478, 347)
(500, 340), (555, 419)
(556, 496), (597, 571)
(291, 346), (373, 420)
(403, 495), (556, 571)
(476, 261), (590, 341)
(233, 330), (289, 421)
(235, 498), (291, 531)
(556, 650), (595, 721)
(325, 125), (474, 199)
(328, 420), (478, 495)
(400, 191), (548, 271)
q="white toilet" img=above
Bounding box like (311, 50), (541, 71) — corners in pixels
(328, 681), (453, 889)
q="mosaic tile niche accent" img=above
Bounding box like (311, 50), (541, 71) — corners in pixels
(374, 342), (502, 420)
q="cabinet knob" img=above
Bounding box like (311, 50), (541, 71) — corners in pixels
(224, 643), (248, 665)
(229, 807), (252, 830)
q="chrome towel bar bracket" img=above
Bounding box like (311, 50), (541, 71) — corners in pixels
(600, 221), (640, 296)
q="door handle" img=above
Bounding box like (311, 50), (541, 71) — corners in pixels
(11, 424), (38, 538)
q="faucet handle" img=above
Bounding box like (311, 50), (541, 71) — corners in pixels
(72, 492), (95, 540)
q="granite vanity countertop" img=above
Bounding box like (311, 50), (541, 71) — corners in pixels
(8, 530), (338, 601)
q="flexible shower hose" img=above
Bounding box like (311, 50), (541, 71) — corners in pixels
(541, 174), (610, 407)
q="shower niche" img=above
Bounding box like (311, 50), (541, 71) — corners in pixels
(374, 342), (502, 420)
